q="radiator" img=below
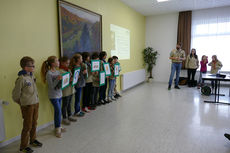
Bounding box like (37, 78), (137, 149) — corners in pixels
(121, 69), (146, 91)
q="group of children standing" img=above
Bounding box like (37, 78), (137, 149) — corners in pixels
(185, 48), (223, 89)
(12, 51), (121, 153)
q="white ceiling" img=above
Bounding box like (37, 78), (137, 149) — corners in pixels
(120, 0), (230, 16)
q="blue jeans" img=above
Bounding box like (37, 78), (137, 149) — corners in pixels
(74, 87), (82, 114)
(168, 63), (182, 86)
(198, 71), (206, 85)
(108, 79), (116, 98)
(50, 98), (62, 128)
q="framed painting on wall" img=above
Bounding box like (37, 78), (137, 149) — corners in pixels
(58, 0), (102, 58)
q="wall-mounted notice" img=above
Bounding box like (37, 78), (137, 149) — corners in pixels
(110, 24), (130, 60)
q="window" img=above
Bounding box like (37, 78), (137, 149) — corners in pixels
(191, 7), (230, 71)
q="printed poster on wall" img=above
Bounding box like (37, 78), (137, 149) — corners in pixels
(110, 24), (130, 60)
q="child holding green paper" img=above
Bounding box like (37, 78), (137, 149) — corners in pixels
(107, 57), (116, 102)
(41, 56), (66, 138)
(70, 53), (87, 117)
(98, 51), (108, 105)
(59, 56), (77, 125)
(82, 52), (95, 112)
(91, 52), (100, 107)
(112, 56), (122, 98)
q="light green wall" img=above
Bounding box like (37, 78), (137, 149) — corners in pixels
(0, 0), (145, 142)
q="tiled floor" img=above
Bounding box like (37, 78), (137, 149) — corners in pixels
(1, 82), (230, 153)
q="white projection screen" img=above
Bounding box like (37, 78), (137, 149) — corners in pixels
(110, 24), (130, 60)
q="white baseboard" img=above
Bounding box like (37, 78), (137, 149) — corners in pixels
(121, 82), (145, 93)
(0, 121), (53, 148)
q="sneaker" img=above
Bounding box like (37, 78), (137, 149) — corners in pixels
(88, 106), (96, 110)
(19, 147), (34, 153)
(68, 116), (77, 122)
(104, 99), (108, 104)
(168, 85), (171, 90)
(55, 128), (61, 138)
(174, 86), (180, 89)
(85, 107), (91, 112)
(116, 93), (122, 97)
(96, 100), (101, 106)
(74, 111), (85, 117)
(111, 97), (116, 101)
(107, 98), (112, 103)
(224, 133), (230, 141)
(100, 99), (105, 105)
(61, 127), (66, 133)
(30, 139), (43, 147)
(114, 94), (119, 99)
(82, 107), (90, 113)
(62, 119), (71, 125)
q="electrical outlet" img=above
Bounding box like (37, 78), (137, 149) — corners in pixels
(3, 101), (9, 105)
(0, 100), (9, 105)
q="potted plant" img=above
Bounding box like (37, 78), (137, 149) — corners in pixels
(143, 47), (159, 82)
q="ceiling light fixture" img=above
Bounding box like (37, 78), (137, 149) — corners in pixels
(157, 0), (169, 2)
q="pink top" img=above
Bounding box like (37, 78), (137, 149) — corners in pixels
(200, 60), (208, 72)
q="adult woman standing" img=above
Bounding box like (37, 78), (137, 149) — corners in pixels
(185, 48), (199, 87)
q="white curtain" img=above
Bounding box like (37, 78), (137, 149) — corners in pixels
(191, 6), (230, 71)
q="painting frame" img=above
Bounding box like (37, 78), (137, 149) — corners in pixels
(57, 0), (102, 58)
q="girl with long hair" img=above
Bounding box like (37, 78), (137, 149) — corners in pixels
(41, 56), (65, 138)
(185, 48), (199, 87)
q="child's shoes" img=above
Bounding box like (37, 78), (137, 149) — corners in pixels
(55, 128), (62, 138)
(62, 119), (71, 125)
(19, 147), (34, 153)
(61, 127), (66, 133)
(82, 107), (90, 113)
(68, 116), (77, 122)
(30, 139), (43, 147)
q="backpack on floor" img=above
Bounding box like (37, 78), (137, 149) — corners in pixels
(201, 86), (211, 96)
(178, 77), (187, 85)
